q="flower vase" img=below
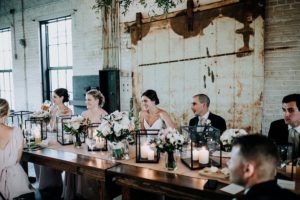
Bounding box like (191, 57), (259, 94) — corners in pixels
(74, 133), (82, 148)
(165, 151), (177, 171)
(109, 141), (125, 160)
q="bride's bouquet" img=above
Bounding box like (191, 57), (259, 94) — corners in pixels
(220, 129), (248, 152)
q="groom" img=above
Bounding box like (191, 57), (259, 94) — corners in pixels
(189, 94), (227, 134)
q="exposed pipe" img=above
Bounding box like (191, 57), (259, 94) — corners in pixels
(21, 0), (29, 109)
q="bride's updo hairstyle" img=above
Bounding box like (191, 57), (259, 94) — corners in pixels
(54, 88), (70, 103)
(86, 89), (105, 107)
(142, 89), (160, 105)
(0, 98), (9, 119)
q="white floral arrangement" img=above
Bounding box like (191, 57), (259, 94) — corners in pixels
(96, 110), (135, 143)
(149, 127), (185, 153)
(63, 115), (90, 136)
(220, 129), (248, 151)
(31, 110), (51, 118)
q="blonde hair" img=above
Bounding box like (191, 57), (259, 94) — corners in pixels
(0, 98), (9, 118)
(86, 89), (105, 107)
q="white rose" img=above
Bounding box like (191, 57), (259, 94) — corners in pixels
(72, 122), (81, 130)
(113, 122), (123, 136)
(120, 117), (130, 129)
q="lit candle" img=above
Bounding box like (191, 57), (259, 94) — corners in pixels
(192, 149), (200, 161)
(33, 127), (41, 144)
(141, 143), (149, 159)
(96, 137), (105, 149)
(147, 149), (155, 160)
(199, 147), (209, 164)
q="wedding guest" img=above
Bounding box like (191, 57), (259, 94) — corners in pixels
(81, 89), (107, 124)
(49, 88), (72, 131)
(189, 94), (226, 133)
(0, 98), (33, 199)
(63, 89), (107, 200)
(35, 88), (72, 198)
(268, 94), (300, 157)
(139, 89), (175, 130)
(227, 134), (299, 200)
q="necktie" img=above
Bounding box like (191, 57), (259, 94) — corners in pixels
(289, 128), (300, 158)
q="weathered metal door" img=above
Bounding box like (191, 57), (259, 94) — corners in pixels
(131, 0), (264, 133)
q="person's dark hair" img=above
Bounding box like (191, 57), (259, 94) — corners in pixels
(282, 94), (300, 110)
(0, 98), (9, 118)
(54, 88), (70, 103)
(86, 89), (105, 107)
(233, 134), (279, 168)
(142, 89), (160, 105)
(193, 94), (210, 107)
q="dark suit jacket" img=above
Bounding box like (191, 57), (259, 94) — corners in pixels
(268, 119), (289, 145)
(189, 112), (226, 134)
(236, 180), (299, 200)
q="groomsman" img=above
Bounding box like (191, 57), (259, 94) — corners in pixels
(189, 94), (226, 134)
(268, 94), (300, 157)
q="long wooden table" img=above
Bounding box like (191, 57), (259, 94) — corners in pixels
(21, 148), (117, 200)
(107, 164), (234, 200)
(22, 144), (300, 200)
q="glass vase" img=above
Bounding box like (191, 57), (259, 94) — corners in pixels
(165, 151), (177, 171)
(74, 133), (82, 148)
(108, 141), (125, 160)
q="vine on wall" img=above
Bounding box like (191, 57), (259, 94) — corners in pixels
(93, 0), (183, 14)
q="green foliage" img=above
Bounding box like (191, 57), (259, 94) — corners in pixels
(93, 0), (183, 15)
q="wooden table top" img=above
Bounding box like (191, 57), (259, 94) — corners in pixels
(107, 164), (234, 200)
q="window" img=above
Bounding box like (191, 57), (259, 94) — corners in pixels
(40, 17), (73, 102)
(0, 28), (14, 109)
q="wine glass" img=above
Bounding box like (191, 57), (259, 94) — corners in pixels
(24, 129), (33, 151)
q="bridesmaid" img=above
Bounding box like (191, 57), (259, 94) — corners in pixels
(35, 88), (72, 196)
(63, 89), (107, 200)
(49, 88), (72, 131)
(139, 89), (175, 130)
(0, 98), (33, 199)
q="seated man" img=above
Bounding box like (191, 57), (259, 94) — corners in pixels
(228, 134), (299, 200)
(189, 94), (226, 134)
(268, 94), (300, 157)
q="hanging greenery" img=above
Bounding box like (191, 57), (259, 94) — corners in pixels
(92, 0), (183, 15)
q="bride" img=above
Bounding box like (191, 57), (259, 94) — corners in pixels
(139, 89), (175, 130)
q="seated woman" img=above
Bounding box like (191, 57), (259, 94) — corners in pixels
(139, 89), (175, 130)
(81, 89), (107, 123)
(35, 88), (72, 195)
(48, 88), (72, 131)
(63, 89), (107, 200)
(0, 98), (33, 199)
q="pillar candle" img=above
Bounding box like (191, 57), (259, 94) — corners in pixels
(199, 147), (209, 164)
(192, 149), (200, 161)
(147, 149), (155, 160)
(141, 144), (149, 159)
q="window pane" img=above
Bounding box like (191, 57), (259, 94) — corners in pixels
(48, 23), (58, 45)
(0, 29), (14, 109)
(58, 44), (67, 66)
(49, 45), (58, 67)
(50, 70), (58, 92)
(67, 44), (72, 66)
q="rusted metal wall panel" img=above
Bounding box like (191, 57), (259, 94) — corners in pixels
(131, 1), (264, 133)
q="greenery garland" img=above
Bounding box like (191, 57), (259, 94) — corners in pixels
(93, 0), (183, 14)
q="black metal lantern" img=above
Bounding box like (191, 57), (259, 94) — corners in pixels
(24, 118), (47, 142)
(135, 129), (160, 163)
(86, 123), (107, 151)
(57, 115), (73, 145)
(180, 125), (221, 170)
(10, 111), (33, 128)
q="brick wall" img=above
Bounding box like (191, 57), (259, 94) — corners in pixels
(262, 0), (300, 135)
